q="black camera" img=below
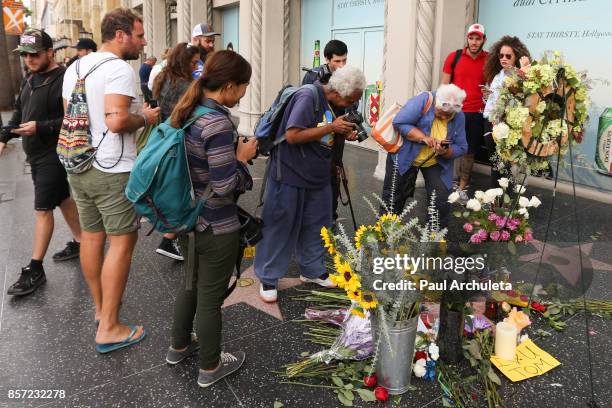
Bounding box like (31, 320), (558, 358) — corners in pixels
(343, 110), (369, 143)
(301, 64), (332, 84)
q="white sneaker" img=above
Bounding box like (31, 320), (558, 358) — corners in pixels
(300, 274), (337, 288)
(259, 283), (277, 303)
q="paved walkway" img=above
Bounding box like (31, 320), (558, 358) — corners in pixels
(0, 126), (610, 407)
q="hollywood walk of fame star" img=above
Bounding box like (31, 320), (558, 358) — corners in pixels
(222, 265), (303, 320)
(519, 240), (612, 286)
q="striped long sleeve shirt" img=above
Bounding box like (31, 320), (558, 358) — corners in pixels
(186, 107), (253, 235)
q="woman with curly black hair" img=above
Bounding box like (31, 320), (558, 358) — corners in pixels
(482, 36), (531, 187)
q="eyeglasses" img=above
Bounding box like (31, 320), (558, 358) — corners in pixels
(499, 53), (513, 60)
(439, 102), (462, 112)
(20, 51), (42, 58)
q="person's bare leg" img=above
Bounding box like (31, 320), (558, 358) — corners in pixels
(59, 197), (82, 242)
(95, 231), (144, 343)
(32, 210), (54, 261)
(80, 230), (106, 321)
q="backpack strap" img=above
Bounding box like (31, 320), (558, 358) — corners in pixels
(423, 91), (434, 114)
(449, 48), (462, 84)
(76, 57), (119, 81)
(182, 105), (216, 130)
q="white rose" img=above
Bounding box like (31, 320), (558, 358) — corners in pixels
(428, 343), (440, 361)
(518, 207), (528, 215)
(474, 190), (486, 202)
(498, 177), (510, 189)
(518, 196), (530, 208)
(514, 184), (527, 194)
(493, 123), (510, 140)
(493, 188), (504, 197)
(466, 199), (482, 212)
(482, 191), (497, 204)
(413, 358), (427, 378)
(447, 191), (460, 204)
(519, 334), (529, 344)
(529, 196), (542, 208)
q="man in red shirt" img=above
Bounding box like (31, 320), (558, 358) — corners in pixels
(441, 24), (487, 202)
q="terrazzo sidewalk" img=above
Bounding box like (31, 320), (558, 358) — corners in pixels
(0, 126), (610, 407)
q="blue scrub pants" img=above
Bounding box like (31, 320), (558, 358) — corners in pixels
(254, 176), (332, 286)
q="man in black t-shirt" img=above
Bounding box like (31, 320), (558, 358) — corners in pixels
(0, 29), (82, 297)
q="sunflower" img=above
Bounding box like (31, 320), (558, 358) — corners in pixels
(320, 226), (336, 255)
(354, 225), (369, 249)
(359, 291), (379, 310)
(347, 289), (362, 302)
(350, 307), (365, 318)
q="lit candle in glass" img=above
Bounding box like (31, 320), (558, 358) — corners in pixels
(495, 321), (517, 361)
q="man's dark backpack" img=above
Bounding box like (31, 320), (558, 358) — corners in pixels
(449, 49), (462, 84)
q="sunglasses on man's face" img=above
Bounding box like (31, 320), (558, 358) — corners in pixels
(20, 51), (43, 58)
(499, 53), (514, 60)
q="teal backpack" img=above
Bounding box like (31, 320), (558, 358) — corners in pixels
(125, 106), (213, 234)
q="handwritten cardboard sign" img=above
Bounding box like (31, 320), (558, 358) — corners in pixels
(491, 339), (561, 382)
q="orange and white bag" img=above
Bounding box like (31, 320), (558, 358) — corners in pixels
(371, 92), (433, 153)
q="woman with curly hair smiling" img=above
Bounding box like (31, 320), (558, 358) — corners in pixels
(482, 36), (531, 188)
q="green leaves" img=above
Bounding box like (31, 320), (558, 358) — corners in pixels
(467, 340), (482, 360)
(331, 375), (344, 388)
(453, 211), (463, 218)
(507, 241), (517, 255)
(487, 369), (502, 386)
(336, 390), (353, 406)
(273, 401), (284, 408)
(356, 388), (376, 402)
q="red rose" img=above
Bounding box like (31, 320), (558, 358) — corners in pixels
(507, 290), (517, 297)
(414, 351), (427, 362)
(374, 386), (389, 401)
(520, 295), (529, 302)
(364, 374), (377, 388)
(463, 329), (469, 337)
(471, 392), (478, 401)
(531, 301), (547, 313)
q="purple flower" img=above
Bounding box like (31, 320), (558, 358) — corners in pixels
(500, 230), (511, 241)
(463, 223), (474, 233)
(490, 231), (501, 241)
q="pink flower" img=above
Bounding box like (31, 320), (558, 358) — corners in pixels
(478, 229), (488, 240)
(495, 217), (508, 228)
(469, 233), (482, 244)
(474, 221), (481, 226)
(500, 230), (511, 241)
(490, 231), (501, 241)
(463, 223), (474, 233)
(524, 229), (534, 241)
(488, 213), (498, 222)
(515, 235), (524, 243)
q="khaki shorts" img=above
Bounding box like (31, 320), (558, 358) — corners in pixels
(68, 167), (139, 235)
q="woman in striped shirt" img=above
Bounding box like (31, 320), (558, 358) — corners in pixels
(165, 50), (257, 388)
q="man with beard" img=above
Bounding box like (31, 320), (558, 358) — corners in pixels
(441, 24), (488, 203)
(191, 23), (220, 79)
(0, 29), (82, 296)
(62, 8), (159, 353)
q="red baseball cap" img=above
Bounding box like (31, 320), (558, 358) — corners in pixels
(467, 24), (485, 37)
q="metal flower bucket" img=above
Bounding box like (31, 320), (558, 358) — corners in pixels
(371, 316), (419, 395)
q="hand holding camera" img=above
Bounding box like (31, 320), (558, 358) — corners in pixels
(435, 140), (451, 156)
(237, 136), (257, 164)
(330, 116), (354, 135)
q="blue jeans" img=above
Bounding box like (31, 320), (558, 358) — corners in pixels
(254, 177), (332, 286)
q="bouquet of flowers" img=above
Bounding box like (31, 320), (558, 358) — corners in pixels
(449, 178), (540, 252)
(320, 194), (447, 360)
(490, 51), (590, 173)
